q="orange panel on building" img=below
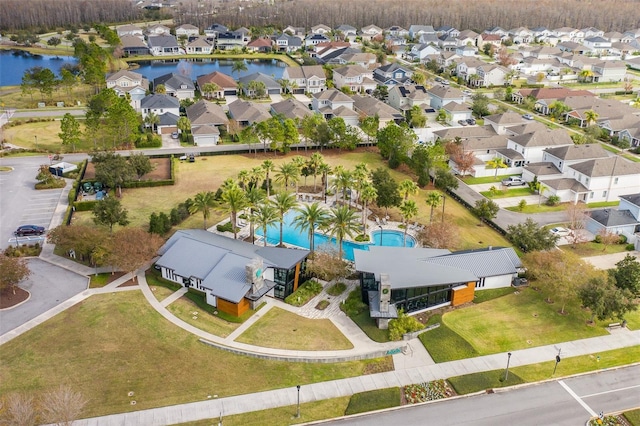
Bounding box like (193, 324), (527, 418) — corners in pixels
(217, 297), (250, 317)
(451, 282), (475, 306)
(293, 262), (301, 292)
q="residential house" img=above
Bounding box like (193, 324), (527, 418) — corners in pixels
(472, 64), (509, 87)
(591, 61), (627, 82)
(351, 94), (404, 126)
(185, 37), (213, 54)
(175, 24), (200, 38)
(604, 31), (626, 43)
(227, 99), (271, 126)
(246, 38), (273, 53)
(335, 25), (357, 40)
(586, 193), (640, 249)
(582, 37), (612, 54)
(508, 27), (533, 44)
(140, 94), (180, 134)
(186, 100), (229, 146)
(153, 73), (195, 100)
(238, 72), (281, 97)
(360, 25), (383, 42)
(311, 24), (332, 35)
(456, 57), (487, 83)
(599, 114), (640, 141)
(511, 87), (595, 114)
(582, 27), (605, 39)
(283, 26), (305, 40)
(385, 26), (409, 38)
(311, 89), (358, 125)
(505, 128), (574, 164)
(455, 45), (477, 57)
(305, 33), (330, 47)
(557, 41), (589, 55)
(120, 35), (150, 56)
(281, 65), (327, 94)
(116, 24), (143, 39)
(486, 26), (509, 37)
(387, 85), (430, 112)
(332, 65), (376, 93)
(484, 112), (528, 134)
(373, 63), (413, 86)
(312, 41), (350, 59)
(435, 26), (460, 38)
(481, 33), (506, 48)
(147, 35), (180, 56)
(438, 34), (458, 51)
(354, 246), (522, 328)
(443, 102), (473, 124)
(204, 23), (228, 38)
(273, 33), (302, 53)
(618, 126), (640, 147)
(156, 230), (309, 317)
(106, 70), (149, 110)
(448, 134), (510, 174)
(456, 29), (481, 47)
(406, 43), (441, 62)
(409, 25), (435, 39)
(216, 31), (246, 50)
(196, 71), (237, 98)
(321, 49), (376, 66)
(270, 98), (313, 121)
(145, 24), (170, 37)
(427, 85), (464, 110)
(432, 125), (499, 142)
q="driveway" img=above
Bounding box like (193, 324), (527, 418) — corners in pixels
(161, 133), (180, 149)
(583, 250), (640, 270)
(0, 258), (88, 335)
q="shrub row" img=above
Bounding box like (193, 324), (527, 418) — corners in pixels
(73, 200), (99, 212)
(3, 117), (54, 128)
(65, 159), (88, 225)
(285, 280), (323, 307)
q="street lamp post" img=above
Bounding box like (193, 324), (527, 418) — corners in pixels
(378, 225), (383, 245)
(296, 385), (301, 418)
(505, 352), (512, 381)
(34, 135), (38, 150)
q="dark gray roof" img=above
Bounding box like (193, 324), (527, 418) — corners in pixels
(147, 35), (179, 48)
(619, 193), (640, 207)
(589, 209), (640, 227)
(496, 148), (524, 160)
(154, 73), (195, 91)
(238, 72), (281, 90)
(425, 247), (522, 278)
(141, 94), (180, 109)
(354, 247), (478, 289)
(158, 112), (179, 126)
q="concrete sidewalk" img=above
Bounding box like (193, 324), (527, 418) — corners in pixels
(73, 328), (640, 426)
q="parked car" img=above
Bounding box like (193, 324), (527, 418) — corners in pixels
(188, 153), (195, 162)
(466, 118), (476, 125)
(441, 80), (450, 85)
(462, 89), (472, 95)
(458, 120), (468, 126)
(14, 225), (45, 236)
(435, 77), (444, 83)
(522, 114), (534, 120)
(549, 227), (571, 237)
(171, 131), (179, 139)
(501, 176), (527, 186)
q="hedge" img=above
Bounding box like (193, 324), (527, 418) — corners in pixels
(285, 280), (323, 307)
(73, 200), (99, 212)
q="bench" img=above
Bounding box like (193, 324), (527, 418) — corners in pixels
(608, 322), (623, 329)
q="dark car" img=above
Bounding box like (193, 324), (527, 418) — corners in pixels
(466, 118), (476, 125)
(15, 225), (45, 236)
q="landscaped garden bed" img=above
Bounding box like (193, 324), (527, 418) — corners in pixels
(403, 379), (455, 403)
(285, 280), (323, 307)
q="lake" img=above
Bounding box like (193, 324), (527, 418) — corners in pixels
(0, 50), (77, 86)
(0, 50), (286, 87)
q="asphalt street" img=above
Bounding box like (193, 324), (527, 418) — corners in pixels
(320, 365), (640, 426)
(0, 258), (88, 334)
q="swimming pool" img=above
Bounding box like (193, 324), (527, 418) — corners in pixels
(256, 211), (416, 261)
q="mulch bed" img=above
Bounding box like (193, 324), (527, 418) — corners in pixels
(103, 272), (138, 288)
(0, 287), (30, 309)
(83, 158), (171, 181)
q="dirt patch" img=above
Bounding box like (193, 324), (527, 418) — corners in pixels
(83, 158), (171, 181)
(362, 356), (394, 375)
(118, 278), (138, 288)
(0, 286), (30, 309)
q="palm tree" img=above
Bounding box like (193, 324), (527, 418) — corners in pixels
(252, 203), (279, 247)
(290, 156), (305, 195)
(250, 166), (266, 190)
(271, 192), (298, 247)
(584, 109), (599, 127)
(189, 191), (216, 229)
(399, 179), (418, 201)
(245, 186), (266, 244)
(425, 191), (443, 223)
(578, 69), (594, 83)
(231, 60), (248, 77)
(359, 183), (377, 232)
(201, 82), (221, 99)
(548, 101), (570, 121)
(144, 112), (159, 133)
(319, 163), (333, 203)
(221, 183), (248, 239)
(261, 160), (274, 197)
(275, 161), (299, 193)
(292, 202), (329, 254)
(177, 116), (191, 143)
(333, 167), (352, 204)
(155, 84), (166, 94)
(399, 200), (418, 246)
(323, 205), (360, 259)
(308, 152), (324, 192)
(486, 157), (508, 178)
(237, 169), (251, 189)
(351, 162), (370, 205)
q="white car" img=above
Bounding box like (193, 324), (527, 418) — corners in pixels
(550, 227), (571, 237)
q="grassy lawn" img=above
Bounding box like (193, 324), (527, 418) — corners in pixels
(146, 269), (182, 301)
(3, 119), (96, 154)
(473, 287), (517, 304)
(166, 295), (241, 338)
(125, 52), (299, 67)
(448, 370), (525, 394)
(235, 307), (353, 350)
(350, 310), (390, 343)
(440, 287), (608, 356)
(462, 175), (518, 185)
(175, 396), (351, 426)
(506, 203), (566, 213)
(0, 83), (94, 110)
(344, 388), (401, 415)
(0, 292), (390, 418)
(587, 201), (620, 208)
(480, 187), (533, 199)
(624, 409), (640, 426)
(419, 314), (479, 362)
(88, 273), (112, 288)
(560, 242), (630, 257)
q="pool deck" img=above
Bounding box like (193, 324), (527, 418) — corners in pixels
(209, 192), (422, 251)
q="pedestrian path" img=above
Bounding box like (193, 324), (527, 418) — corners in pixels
(73, 327), (640, 426)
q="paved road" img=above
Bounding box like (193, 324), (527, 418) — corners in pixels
(0, 258), (88, 334)
(320, 365), (640, 426)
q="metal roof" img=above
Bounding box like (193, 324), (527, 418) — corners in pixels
(425, 247), (522, 278)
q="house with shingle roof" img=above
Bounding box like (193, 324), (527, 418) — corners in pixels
(117, 24), (143, 38)
(484, 112), (527, 134)
(247, 37), (273, 53)
(186, 100), (229, 146)
(120, 35), (150, 56)
(156, 230), (309, 317)
(427, 85), (464, 110)
(196, 71), (237, 98)
(332, 65), (376, 93)
(147, 35), (180, 56)
(387, 85), (430, 112)
(154, 73), (195, 100)
(563, 156), (640, 203)
(373, 63), (413, 86)
(176, 24), (199, 38)
(360, 25), (383, 42)
(281, 65), (326, 94)
(354, 246), (522, 328)
(273, 33), (302, 53)
(591, 60), (627, 83)
(311, 89), (357, 124)
(140, 94), (180, 134)
(238, 72), (281, 97)
(270, 98), (314, 121)
(185, 37), (213, 54)
(106, 70), (149, 110)
(351, 95), (404, 126)
(586, 193), (640, 249)
(227, 99), (271, 127)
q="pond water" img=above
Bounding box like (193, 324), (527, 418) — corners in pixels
(0, 50), (77, 86)
(0, 51), (286, 87)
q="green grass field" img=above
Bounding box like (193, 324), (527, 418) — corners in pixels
(235, 307), (353, 350)
(166, 295), (242, 338)
(560, 242), (630, 257)
(0, 292), (390, 418)
(480, 187), (533, 199)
